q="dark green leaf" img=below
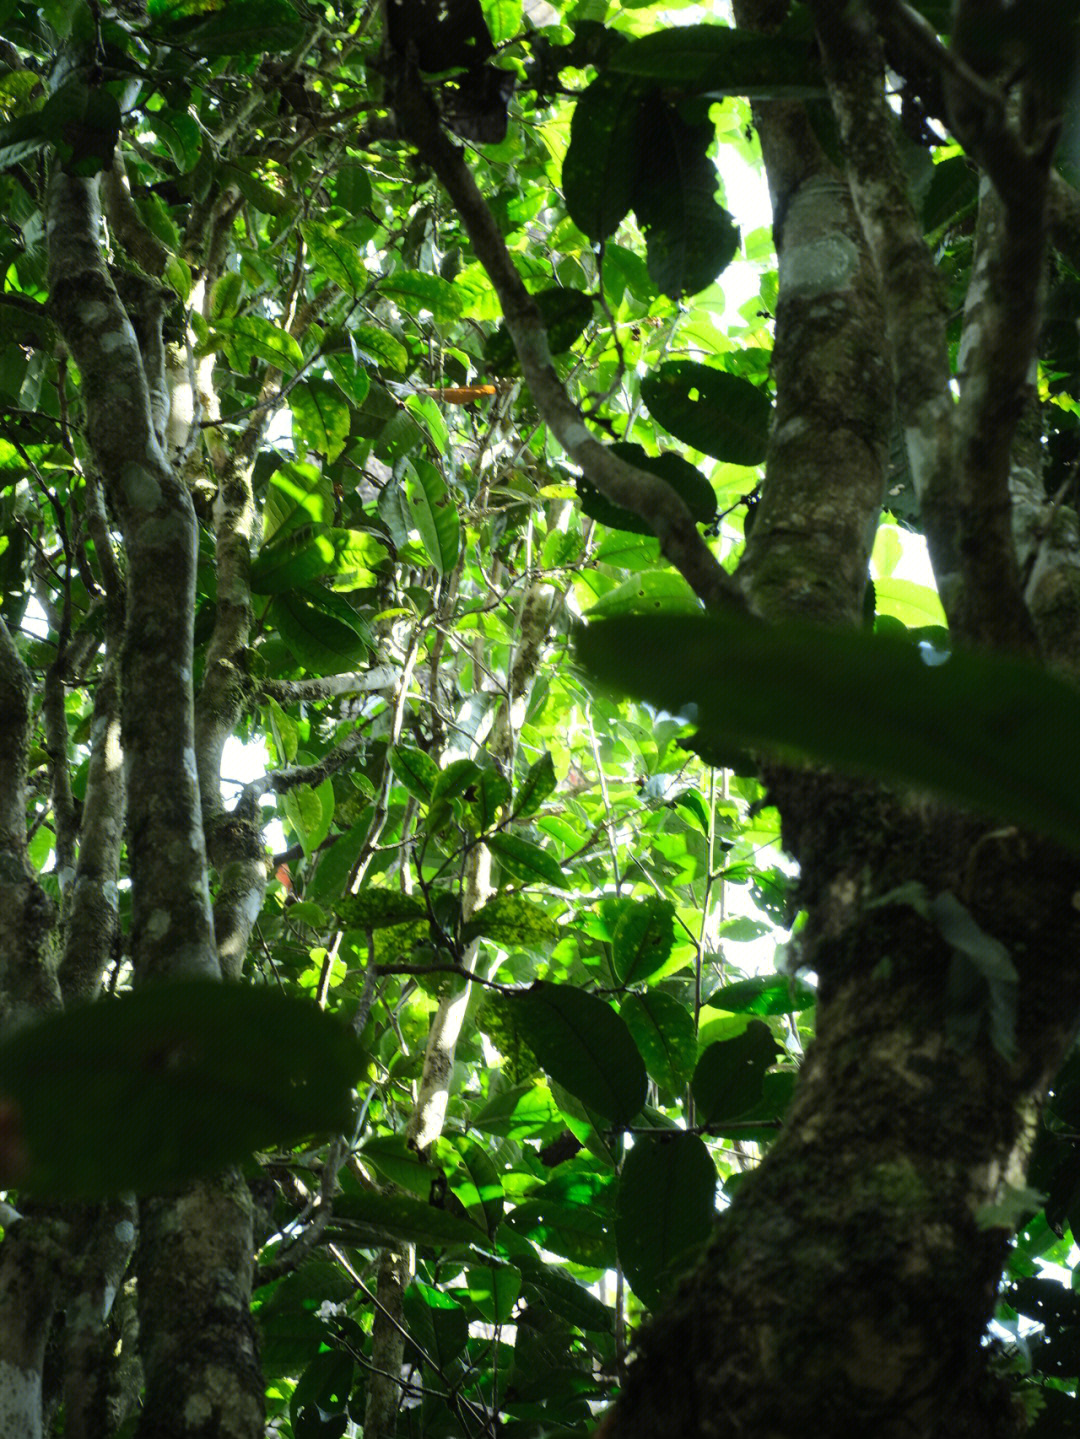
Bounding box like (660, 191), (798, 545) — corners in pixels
(641, 361), (770, 464)
(612, 896), (675, 984)
(612, 24), (824, 97)
(632, 95), (740, 299)
(389, 746), (440, 802)
(576, 611), (1080, 852)
(508, 981), (647, 1126)
(155, 0), (304, 55)
(0, 983), (363, 1196)
(620, 991), (697, 1092)
(333, 1192), (487, 1248)
(269, 590), (370, 672)
(706, 975), (817, 1016)
(578, 443), (717, 535)
(462, 894), (560, 947)
(615, 1133), (716, 1308)
(562, 70), (647, 242)
(691, 1020), (780, 1125)
(336, 890), (428, 930)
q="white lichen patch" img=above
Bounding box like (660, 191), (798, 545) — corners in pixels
(121, 462), (162, 510)
(146, 908), (172, 940)
(778, 235), (860, 299)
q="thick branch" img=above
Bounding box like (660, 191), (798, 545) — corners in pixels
(391, 70), (743, 613)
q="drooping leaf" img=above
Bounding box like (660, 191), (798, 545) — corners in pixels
(620, 991), (698, 1093)
(513, 751), (557, 819)
(575, 611), (1080, 852)
(300, 219), (370, 294)
(578, 443), (717, 535)
(507, 981), (647, 1126)
(585, 570), (701, 618)
(153, 0), (304, 55)
(631, 94), (740, 299)
(332, 1192), (488, 1248)
(288, 380), (352, 462)
(487, 833), (565, 888)
(0, 982), (363, 1196)
(379, 269), (463, 322)
(615, 1132), (716, 1308)
(641, 361), (771, 464)
(562, 69), (646, 242)
(611, 896), (675, 985)
(389, 745), (440, 802)
(269, 590), (370, 672)
(691, 1020), (780, 1125)
(404, 459), (461, 574)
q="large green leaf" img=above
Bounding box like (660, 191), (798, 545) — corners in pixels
(0, 983), (362, 1196)
(462, 894), (560, 947)
(641, 361), (771, 464)
(578, 443), (717, 535)
(611, 896), (675, 984)
(706, 975), (817, 1016)
(615, 1133), (716, 1308)
(288, 380), (352, 463)
(508, 981), (647, 1126)
(691, 1020), (781, 1125)
(269, 590), (370, 672)
(620, 991), (698, 1093)
(632, 95), (740, 299)
(562, 70), (646, 242)
(404, 459), (461, 574)
(251, 526), (387, 593)
(331, 1192), (489, 1249)
(487, 833), (565, 888)
(575, 611), (1080, 851)
(379, 269), (463, 322)
(300, 219), (370, 294)
(512, 751), (557, 819)
(612, 23), (824, 97)
(152, 0), (304, 55)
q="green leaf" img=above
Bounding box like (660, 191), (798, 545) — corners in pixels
(0, 982), (362, 1197)
(705, 975), (817, 1016)
(513, 751), (557, 819)
(612, 896), (675, 985)
(632, 95), (740, 299)
(575, 611), (1080, 853)
(578, 443), (717, 535)
(641, 361), (771, 464)
(562, 69), (645, 242)
(288, 381), (352, 463)
(225, 162), (293, 216)
(269, 590), (370, 672)
(404, 459), (461, 574)
(620, 991), (697, 1092)
(504, 1196), (617, 1268)
(508, 981), (647, 1126)
(330, 163), (373, 215)
(332, 1192), (487, 1248)
(264, 462), (334, 541)
(462, 894), (559, 947)
(615, 1133), (716, 1308)
(487, 833), (565, 888)
(155, 0), (304, 55)
(336, 889), (428, 930)
(300, 219), (370, 294)
(379, 269), (463, 322)
(389, 745), (440, 802)
(452, 1139), (505, 1235)
(691, 1020), (780, 1125)
(210, 315), (304, 374)
(585, 571), (701, 618)
(612, 24), (824, 97)
(359, 1133), (437, 1196)
(465, 1264), (521, 1323)
(472, 768), (511, 829)
(281, 778), (334, 859)
(348, 324), (409, 373)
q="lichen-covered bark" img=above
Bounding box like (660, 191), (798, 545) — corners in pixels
(46, 172), (217, 984)
(136, 1174), (264, 1439)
